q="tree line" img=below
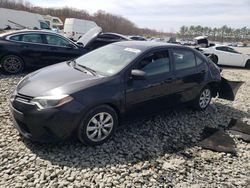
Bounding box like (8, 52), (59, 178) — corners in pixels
(0, 0), (168, 36)
(178, 25), (250, 42)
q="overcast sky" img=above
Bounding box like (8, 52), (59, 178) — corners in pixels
(29, 0), (250, 32)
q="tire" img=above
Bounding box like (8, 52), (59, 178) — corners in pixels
(77, 105), (118, 146)
(245, 60), (250, 69)
(209, 54), (218, 64)
(193, 86), (212, 111)
(1, 55), (24, 74)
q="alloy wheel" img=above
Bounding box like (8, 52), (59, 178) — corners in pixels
(86, 112), (114, 142)
(199, 89), (211, 109)
(2, 55), (23, 74)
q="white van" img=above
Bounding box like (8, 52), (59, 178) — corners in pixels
(0, 8), (50, 30)
(43, 15), (63, 30)
(64, 18), (97, 41)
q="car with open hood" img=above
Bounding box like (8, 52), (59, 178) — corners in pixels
(0, 27), (128, 74)
(9, 41), (243, 145)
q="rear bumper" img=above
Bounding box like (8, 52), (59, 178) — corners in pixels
(218, 77), (244, 101)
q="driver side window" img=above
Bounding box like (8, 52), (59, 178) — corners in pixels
(137, 50), (170, 76)
(45, 34), (71, 47)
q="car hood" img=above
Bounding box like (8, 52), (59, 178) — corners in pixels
(16, 62), (104, 97)
(77, 26), (102, 48)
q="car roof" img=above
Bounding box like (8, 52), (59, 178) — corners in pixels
(99, 32), (130, 40)
(113, 41), (183, 51)
(0, 29), (58, 37)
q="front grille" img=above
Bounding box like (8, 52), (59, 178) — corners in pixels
(16, 93), (33, 101)
(12, 94), (35, 112)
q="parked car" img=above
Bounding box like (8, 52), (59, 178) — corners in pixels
(64, 18), (97, 41)
(9, 41), (243, 145)
(0, 27), (129, 74)
(200, 45), (250, 68)
(0, 8), (50, 30)
(0, 30), (87, 74)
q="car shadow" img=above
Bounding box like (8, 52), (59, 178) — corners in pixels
(21, 101), (250, 169)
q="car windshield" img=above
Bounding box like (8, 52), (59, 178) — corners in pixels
(75, 44), (141, 76)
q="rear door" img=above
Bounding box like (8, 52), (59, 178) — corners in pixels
(171, 48), (208, 103)
(13, 33), (49, 67)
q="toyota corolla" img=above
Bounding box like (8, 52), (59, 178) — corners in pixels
(9, 41), (243, 145)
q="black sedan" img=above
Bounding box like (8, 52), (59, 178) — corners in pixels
(0, 27), (128, 74)
(10, 41), (243, 145)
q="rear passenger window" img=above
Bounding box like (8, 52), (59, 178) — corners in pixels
(138, 51), (170, 76)
(9, 35), (21, 41)
(173, 49), (196, 70)
(22, 34), (43, 44)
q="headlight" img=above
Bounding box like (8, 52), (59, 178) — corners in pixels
(31, 95), (73, 110)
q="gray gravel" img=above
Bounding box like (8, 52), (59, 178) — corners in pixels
(0, 68), (250, 188)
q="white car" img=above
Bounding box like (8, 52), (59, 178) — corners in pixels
(200, 45), (250, 68)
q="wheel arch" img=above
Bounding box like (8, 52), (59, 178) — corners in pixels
(0, 53), (25, 66)
(207, 81), (220, 97)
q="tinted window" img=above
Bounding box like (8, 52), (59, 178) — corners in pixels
(226, 47), (240, 54)
(45, 35), (71, 47)
(138, 51), (170, 76)
(215, 46), (227, 52)
(9, 35), (21, 41)
(22, 34), (43, 44)
(173, 49), (196, 70)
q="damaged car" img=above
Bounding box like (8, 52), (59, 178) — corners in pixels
(9, 41), (243, 145)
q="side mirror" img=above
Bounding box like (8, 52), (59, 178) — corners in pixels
(131, 69), (147, 80)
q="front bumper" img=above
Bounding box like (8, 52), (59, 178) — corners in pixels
(10, 96), (83, 143)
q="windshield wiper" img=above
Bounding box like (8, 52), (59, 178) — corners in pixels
(77, 63), (97, 76)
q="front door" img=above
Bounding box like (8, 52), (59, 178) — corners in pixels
(42, 34), (82, 65)
(125, 49), (175, 116)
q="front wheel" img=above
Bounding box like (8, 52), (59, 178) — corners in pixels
(77, 105), (118, 146)
(193, 86), (212, 111)
(1, 55), (24, 74)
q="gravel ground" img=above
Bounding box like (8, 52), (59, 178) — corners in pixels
(0, 68), (249, 188)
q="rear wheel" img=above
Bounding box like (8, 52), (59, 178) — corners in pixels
(245, 60), (250, 69)
(77, 105), (118, 145)
(193, 86), (212, 111)
(1, 55), (24, 74)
